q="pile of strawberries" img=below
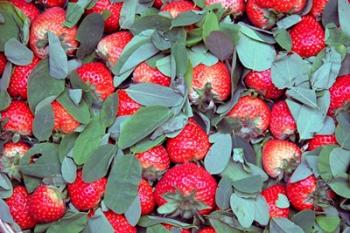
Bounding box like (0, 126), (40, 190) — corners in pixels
(0, 0), (350, 232)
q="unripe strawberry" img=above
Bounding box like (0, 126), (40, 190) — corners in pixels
(116, 89), (141, 116)
(261, 184), (289, 218)
(269, 101), (297, 140)
(104, 211), (137, 233)
(1, 142), (30, 180)
(138, 179), (156, 215)
(2, 141), (30, 158)
(52, 101), (80, 134)
(133, 62), (171, 87)
(307, 134), (337, 151)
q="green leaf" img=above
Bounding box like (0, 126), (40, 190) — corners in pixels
(68, 89), (83, 105)
(316, 216), (340, 233)
(61, 157), (77, 183)
(209, 211), (240, 233)
(230, 193), (254, 228)
(86, 209), (114, 233)
(0, 199), (13, 224)
(318, 146), (337, 182)
(147, 225), (170, 233)
(0, 173), (13, 199)
(270, 218), (305, 233)
(275, 194), (290, 208)
(292, 210), (316, 233)
(215, 177), (233, 209)
(276, 15), (301, 29)
(125, 196), (141, 226)
(46, 211), (88, 233)
(290, 160), (313, 183)
(130, 15), (171, 35)
(64, 0), (93, 28)
(0, 62), (12, 91)
(0, 90), (11, 111)
(100, 93), (118, 128)
(329, 147), (350, 178)
(58, 133), (78, 162)
(274, 29), (292, 51)
(254, 195), (270, 226)
(205, 31), (234, 61)
(328, 177), (350, 198)
(33, 103), (54, 141)
(286, 87), (318, 109)
(119, 0), (138, 29)
(130, 135), (166, 154)
(57, 90), (90, 124)
(238, 23), (275, 44)
(171, 41), (189, 77)
(338, 0), (350, 36)
(4, 38), (33, 65)
(202, 11), (219, 40)
(335, 124), (350, 150)
(48, 32), (68, 79)
(138, 216), (192, 228)
(171, 11), (203, 28)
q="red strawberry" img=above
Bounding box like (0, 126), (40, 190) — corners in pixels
(246, 0), (277, 29)
(163, 224), (191, 233)
(10, 0), (40, 21)
(37, 0), (66, 7)
(133, 62), (171, 87)
(0, 53), (7, 75)
(307, 134), (337, 151)
(29, 185), (66, 223)
(1, 101), (34, 136)
(116, 89), (141, 116)
(135, 145), (170, 180)
(76, 62), (114, 100)
(154, 163), (217, 217)
(199, 227), (216, 233)
(161, 0), (198, 18)
(262, 139), (301, 178)
(104, 211), (137, 233)
(138, 179), (156, 215)
(52, 101), (80, 134)
(1, 142), (30, 180)
(6, 186), (36, 229)
(255, 0), (306, 13)
(166, 118), (210, 163)
(269, 101), (297, 140)
(205, 0), (245, 17)
(2, 141), (30, 158)
(328, 75), (350, 115)
(30, 7), (78, 58)
(86, 0), (123, 33)
(310, 0), (328, 17)
(154, 0), (163, 8)
(290, 16), (325, 58)
(8, 56), (40, 99)
(244, 69), (284, 100)
(286, 175), (317, 210)
(261, 184), (289, 218)
(97, 31), (133, 66)
(67, 170), (107, 211)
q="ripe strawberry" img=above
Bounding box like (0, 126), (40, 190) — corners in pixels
(29, 185), (66, 223)
(37, 0), (66, 7)
(310, 0), (328, 17)
(8, 56), (40, 99)
(307, 134), (337, 151)
(163, 224), (191, 233)
(6, 186), (36, 229)
(205, 0), (245, 17)
(104, 211), (137, 233)
(269, 101), (297, 140)
(30, 7), (78, 58)
(290, 16), (325, 58)
(255, 0), (306, 13)
(116, 89), (141, 116)
(133, 62), (171, 87)
(51, 101), (80, 134)
(10, 0), (40, 21)
(135, 145), (170, 180)
(67, 170), (107, 211)
(1, 142), (30, 180)
(166, 118), (210, 163)
(76, 62), (114, 100)
(154, 0), (163, 8)
(244, 69), (284, 100)
(199, 227), (216, 233)
(262, 139), (301, 178)
(97, 31), (133, 66)
(328, 75), (350, 115)
(1, 101), (34, 136)
(161, 0), (198, 18)
(2, 141), (30, 158)
(154, 163), (217, 217)
(0, 53), (7, 75)
(138, 179), (156, 215)
(261, 184), (289, 218)
(286, 175), (317, 210)
(246, 0), (277, 29)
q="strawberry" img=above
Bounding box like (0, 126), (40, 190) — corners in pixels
(290, 16), (325, 58)
(261, 184), (289, 218)
(307, 134), (337, 151)
(166, 118), (210, 163)
(154, 0), (163, 8)
(1, 101), (34, 136)
(86, 0), (123, 33)
(246, 0), (277, 29)
(328, 75), (350, 115)
(199, 227), (216, 233)
(244, 69), (284, 100)
(135, 145), (170, 181)
(30, 7), (78, 58)
(97, 31), (133, 67)
(37, 0), (66, 7)
(51, 101), (80, 134)
(138, 179), (156, 215)
(67, 170), (107, 211)
(29, 185), (66, 223)
(205, 0), (245, 17)
(269, 101), (297, 140)
(255, 0), (306, 13)
(116, 89), (141, 116)
(104, 211), (137, 233)
(161, 0), (198, 18)
(10, 0), (40, 21)
(8, 56), (40, 99)
(163, 224), (191, 233)
(0, 53), (7, 75)
(1, 142), (29, 180)
(133, 62), (171, 87)
(6, 186), (36, 229)
(2, 141), (29, 158)
(76, 62), (115, 100)
(154, 163), (217, 217)
(262, 139), (301, 178)
(310, 0), (328, 17)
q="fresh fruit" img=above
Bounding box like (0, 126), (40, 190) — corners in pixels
(307, 134), (337, 151)
(29, 185), (66, 223)
(133, 62), (171, 87)
(86, 0), (123, 33)
(97, 31), (133, 66)
(262, 139), (302, 178)
(1, 142), (30, 180)
(198, 227), (216, 233)
(244, 69), (284, 100)
(8, 56), (40, 99)
(261, 184), (289, 218)
(1, 101), (34, 136)
(76, 62), (114, 100)
(67, 170), (107, 211)
(153, 0), (163, 8)
(310, 0), (328, 17)
(163, 224), (191, 233)
(255, 0), (306, 13)
(52, 101), (80, 134)
(246, 0), (276, 29)
(2, 141), (30, 158)
(37, 0), (66, 7)
(161, 0), (198, 18)
(166, 118), (210, 163)
(10, 0), (40, 21)
(328, 75), (350, 115)
(0, 53), (7, 75)
(290, 16), (325, 58)
(138, 179), (156, 215)
(269, 101), (297, 140)
(154, 163), (217, 217)
(205, 0), (245, 17)
(30, 7), (78, 58)
(6, 186), (36, 229)
(104, 211), (137, 233)
(116, 89), (141, 116)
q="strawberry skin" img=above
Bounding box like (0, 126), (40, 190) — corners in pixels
(307, 134), (337, 151)
(154, 0), (163, 8)
(205, 0), (245, 17)
(261, 184), (289, 218)
(262, 139), (301, 178)
(0, 53), (7, 75)
(138, 179), (156, 215)
(52, 101), (80, 134)
(269, 101), (297, 140)
(244, 69), (284, 100)
(6, 186), (36, 229)
(76, 62), (114, 100)
(246, 0), (277, 29)
(133, 62), (171, 87)
(3, 141), (30, 158)
(161, 0), (198, 18)
(29, 185), (66, 223)
(328, 75), (350, 115)
(290, 16), (325, 58)
(310, 0), (328, 17)
(255, 0), (306, 13)
(199, 227), (216, 233)
(8, 56), (40, 99)
(1, 101), (34, 136)
(37, 0), (66, 7)
(286, 175), (317, 210)
(166, 118), (210, 163)
(116, 89), (141, 116)
(104, 211), (137, 233)
(163, 224), (191, 233)
(10, 0), (40, 21)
